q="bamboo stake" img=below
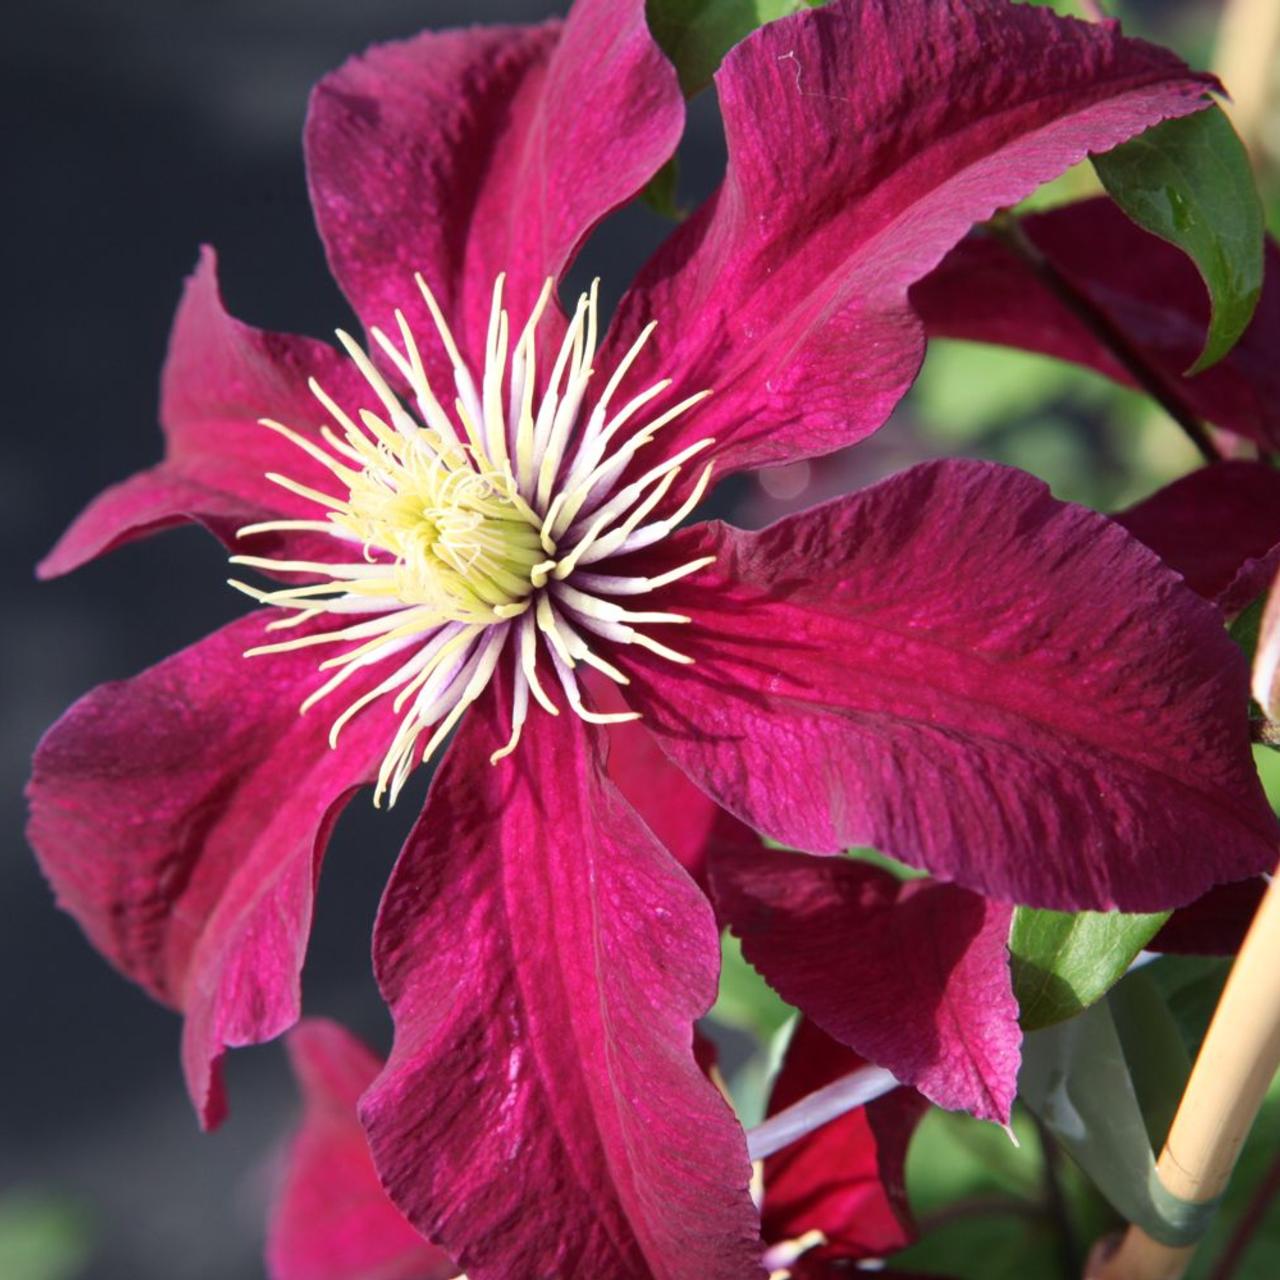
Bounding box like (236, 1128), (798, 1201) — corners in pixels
(1089, 870), (1280, 1280)
(1212, 0), (1280, 169)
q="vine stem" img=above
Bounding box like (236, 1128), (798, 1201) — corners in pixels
(988, 213), (1221, 466)
(745, 1065), (898, 1161)
(1035, 1113), (1084, 1280)
(1088, 868), (1280, 1280)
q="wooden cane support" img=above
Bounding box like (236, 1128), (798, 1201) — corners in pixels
(1090, 871), (1280, 1279)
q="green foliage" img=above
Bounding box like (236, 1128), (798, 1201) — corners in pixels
(645, 0), (824, 96)
(1093, 106), (1264, 373)
(0, 1194), (91, 1280)
(1254, 745), (1280, 809)
(1109, 970), (1191, 1149)
(910, 339), (1201, 512)
(1231, 594), (1267, 664)
(1010, 906), (1168, 1030)
(843, 845), (927, 881)
(641, 155), (683, 220)
(893, 1105), (1111, 1278)
(908, 1106), (1044, 1204)
(899, 1064), (1280, 1278)
(1185, 1072), (1280, 1279)
(1019, 998), (1169, 1235)
(707, 931), (796, 1125)
(710, 928), (794, 1041)
(1142, 953), (1231, 1059)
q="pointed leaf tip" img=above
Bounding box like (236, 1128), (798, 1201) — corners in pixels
(1092, 105), (1264, 374)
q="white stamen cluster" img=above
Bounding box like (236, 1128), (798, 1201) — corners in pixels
(229, 274), (714, 805)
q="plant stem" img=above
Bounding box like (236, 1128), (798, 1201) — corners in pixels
(744, 1064), (898, 1161)
(988, 213), (1221, 466)
(1035, 1113), (1084, 1280)
(916, 1194), (1042, 1236)
(1208, 1145), (1280, 1280)
(1077, 0), (1110, 20)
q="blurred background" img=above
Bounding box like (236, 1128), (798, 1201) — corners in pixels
(3, 1), (1277, 1277)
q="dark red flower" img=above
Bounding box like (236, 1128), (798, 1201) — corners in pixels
(270, 1017), (928, 1280)
(760, 1019), (928, 1274)
(27, 1), (1277, 1274)
(270, 1019), (458, 1280)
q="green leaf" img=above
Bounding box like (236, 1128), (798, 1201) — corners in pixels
(1010, 906), (1169, 1030)
(1092, 106), (1264, 374)
(843, 845), (928, 881)
(1230, 593), (1267, 665)
(1019, 999), (1156, 1230)
(1020, 997), (1218, 1247)
(646, 0), (822, 97)
(892, 1209), (1064, 1280)
(640, 155), (684, 220)
(707, 932), (798, 1126)
(1109, 970), (1191, 1150)
(1142, 953), (1231, 1059)
(906, 1106), (1044, 1204)
(894, 1103), (1117, 1279)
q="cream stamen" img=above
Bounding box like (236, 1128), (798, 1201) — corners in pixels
(232, 275), (713, 802)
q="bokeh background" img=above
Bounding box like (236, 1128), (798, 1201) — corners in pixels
(4, 1), (1277, 1277)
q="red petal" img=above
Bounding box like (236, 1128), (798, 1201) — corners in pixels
(762, 1019), (927, 1260)
(1150, 879), (1268, 956)
(26, 613), (396, 1125)
(40, 247), (368, 578)
(1115, 461), (1280, 614)
(362, 687), (763, 1279)
(624, 460), (1277, 910)
(597, 0), (1215, 486)
(911, 198), (1280, 449)
(305, 0), (681, 380)
(714, 846), (1018, 1121)
(269, 1020), (457, 1280)
(595, 675), (758, 894)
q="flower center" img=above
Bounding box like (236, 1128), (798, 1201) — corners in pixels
(229, 274), (714, 805)
(342, 446), (544, 620)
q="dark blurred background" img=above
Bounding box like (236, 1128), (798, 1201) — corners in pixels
(3, 1), (1273, 1278)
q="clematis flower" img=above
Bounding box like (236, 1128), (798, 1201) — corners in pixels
(270, 1019), (459, 1280)
(269, 1016), (928, 1280)
(712, 842), (1022, 1124)
(27, 0), (1280, 1274)
(705, 453), (1280, 1126)
(757, 1019), (929, 1278)
(1114, 460), (1280, 617)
